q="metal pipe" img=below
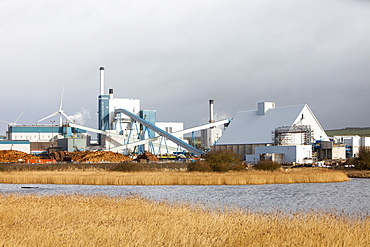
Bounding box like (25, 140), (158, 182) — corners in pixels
(99, 67), (105, 95)
(209, 99), (214, 123)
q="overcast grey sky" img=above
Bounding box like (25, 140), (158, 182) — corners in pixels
(1, 0), (369, 136)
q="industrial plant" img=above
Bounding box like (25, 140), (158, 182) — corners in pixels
(1, 67), (369, 164)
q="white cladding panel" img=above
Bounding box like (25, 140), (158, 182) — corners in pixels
(10, 133), (54, 142)
(155, 122), (184, 135)
(0, 143), (30, 154)
(251, 145), (312, 164)
(332, 147), (346, 159)
(201, 128), (223, 150)
(109, 98), (141, 134)
(361, 137), (370, 146)
(109, 98), (140, 117)
(334, 135), (362, 147)
(293, 106), (328, 141)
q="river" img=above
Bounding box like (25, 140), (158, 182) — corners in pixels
(1, 179), (369, 214)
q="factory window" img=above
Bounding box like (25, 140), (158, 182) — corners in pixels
(165, 127), (173, 133)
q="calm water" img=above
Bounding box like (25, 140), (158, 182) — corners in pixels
(1, 179), (369, 214)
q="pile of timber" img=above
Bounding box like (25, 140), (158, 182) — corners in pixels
(0, 150), (37, 162)
(50, 151), (133, 163)
(136, 152), (160, 162)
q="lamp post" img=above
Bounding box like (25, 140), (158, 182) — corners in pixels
(50, 120), (55, 148)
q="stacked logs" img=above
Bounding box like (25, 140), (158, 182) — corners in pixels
(50, 151), (133, 163)
(0, 150), (37, 162)
(136, 152), (160, 162)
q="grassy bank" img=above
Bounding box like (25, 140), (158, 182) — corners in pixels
(0, 168), (349, 185)
(0, 194), (368, 246)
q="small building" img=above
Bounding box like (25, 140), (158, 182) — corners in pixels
(333, 135), (370, 158)
(57, 138), (88, 152)
(314, 140), (346, 160)
(245, 145), (313, 164)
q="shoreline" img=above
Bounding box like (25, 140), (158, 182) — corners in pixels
(0, 169), (349, 185)
(342, 169), (370, 178)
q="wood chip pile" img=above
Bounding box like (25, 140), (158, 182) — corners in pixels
(136, 152), (160, 162)
(0, 150), (37, 162)
(50, 151), (133, 163)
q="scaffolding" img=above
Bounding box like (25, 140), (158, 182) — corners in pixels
(272, 125), (313, 146)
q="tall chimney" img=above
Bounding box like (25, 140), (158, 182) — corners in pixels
(209, 99), (214, 123)
(99, 67), (105, 95)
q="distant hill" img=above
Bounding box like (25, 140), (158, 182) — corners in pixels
(325, 127), (370, 137)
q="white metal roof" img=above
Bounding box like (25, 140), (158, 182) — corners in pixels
(216, 104), (328, 145)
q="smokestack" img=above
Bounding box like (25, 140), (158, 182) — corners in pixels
(209, 99), (214, 123)
(99, 67), (105, 95)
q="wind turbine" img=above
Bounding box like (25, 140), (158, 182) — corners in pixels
(37, 88), (75, 125)
(0, 111), (25, 126)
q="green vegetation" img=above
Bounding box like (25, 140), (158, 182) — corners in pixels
(187, 161), (213, 172)
(342, 147), (370, 170)
(188, 150), (245, 172)
(108, 162), (145, 172)
(325, 127), (370, 137)
(355, 146), (370, 170)
(254, 160), (282, 171)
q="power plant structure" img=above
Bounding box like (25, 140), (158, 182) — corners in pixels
(67, 67), (230, 156)
(3, 67), (229, 156)
(3, 67), (359, 164)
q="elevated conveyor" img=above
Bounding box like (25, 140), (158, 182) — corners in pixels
(109, 118), (230, 152)
(115, 108), (204, 156)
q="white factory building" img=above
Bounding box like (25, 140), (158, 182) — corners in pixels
(6, 125), (89, 153)
(213, 102), (329, 164)
(333, 135), (370, 158)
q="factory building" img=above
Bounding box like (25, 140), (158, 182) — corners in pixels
(213, 102), (329, 164)
(6, 125), (88, 153)
(0, 140), (30, 154)
(332, 135), (370, 158)
(7, 125), (63, 142)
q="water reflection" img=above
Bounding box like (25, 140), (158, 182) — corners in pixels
(1, 179), (369, 214)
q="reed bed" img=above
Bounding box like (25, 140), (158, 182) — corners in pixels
(0, 168), (349, 185)
(0, 194), (368, 246)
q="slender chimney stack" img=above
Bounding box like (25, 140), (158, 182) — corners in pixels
(209, 99), (214, 123)
(99, 67), (105, 95)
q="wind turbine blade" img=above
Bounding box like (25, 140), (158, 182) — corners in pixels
(37, 112), (58, 124)
(14, 110), (25, 124)
(59, 87), (64, 111)
(61, 111), (75, 123)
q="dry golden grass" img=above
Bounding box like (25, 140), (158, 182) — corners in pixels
(0, 194), (368, 246)
(0, 168), (349, 185)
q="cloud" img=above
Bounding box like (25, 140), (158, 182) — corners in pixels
(0, 0), (369, 135)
